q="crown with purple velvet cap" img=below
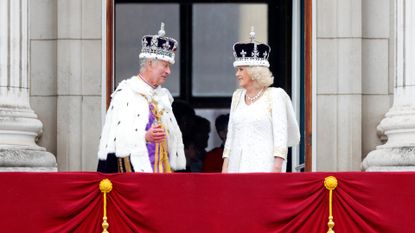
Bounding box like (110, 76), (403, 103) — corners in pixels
(139, 22), (178, 64)
(233, 26), (270, 67)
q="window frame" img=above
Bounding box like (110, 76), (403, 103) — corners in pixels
(111, 0), (292, 109)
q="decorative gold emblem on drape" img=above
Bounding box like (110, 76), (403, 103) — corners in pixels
(324, 176), (338, 233)
(99, 179), (113, 233)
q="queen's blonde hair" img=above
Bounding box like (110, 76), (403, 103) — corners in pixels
(245, 66), (274, 88)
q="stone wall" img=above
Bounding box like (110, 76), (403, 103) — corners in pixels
(316, 0), (394, 171)
(361, 0), (394, 160)
(29, 0), (102, 171)
(26, 0), (396, 172)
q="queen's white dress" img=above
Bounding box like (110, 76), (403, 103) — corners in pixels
(223, 87), (300, 173)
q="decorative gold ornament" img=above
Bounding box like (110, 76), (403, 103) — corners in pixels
(100, 178), (113, 193)
(324, 176), (338, 190)
(150, 101), (171, 173)
(99, 179), (113, 233)
(324, 176), (338, 233)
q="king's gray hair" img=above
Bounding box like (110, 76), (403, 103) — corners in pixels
(139, 58), (159, 73)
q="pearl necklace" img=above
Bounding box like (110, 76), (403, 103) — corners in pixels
(246, 88), (264, 104)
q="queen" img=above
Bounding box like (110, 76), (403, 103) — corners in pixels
(222, 27), (300, 173)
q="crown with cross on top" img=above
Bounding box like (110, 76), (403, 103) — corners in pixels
(233, 26), (271, 67)
(139, 22), (178, 64)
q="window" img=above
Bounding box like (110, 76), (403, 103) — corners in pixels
(114, 0), (293, 108)
(115, 4), (181, 95)
(192, 4), (267, 97)
(110, 0), (304, 172)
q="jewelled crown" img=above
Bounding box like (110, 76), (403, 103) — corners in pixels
(139, 22), (178, 64)
(233, 27), (270, 67)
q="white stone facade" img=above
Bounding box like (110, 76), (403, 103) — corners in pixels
(0, 0), (56, 171)
(28, 0), (102, 171)
(362, 0), (415, 171)
(1, 0), (410, 171)
(316, 0), (396, 171)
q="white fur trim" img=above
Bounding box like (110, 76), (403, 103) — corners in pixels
(233, 59), (269, 67)
(97, 76), (186, 171)
(139, 52), (175, 64)
(155, 88), (186, 170)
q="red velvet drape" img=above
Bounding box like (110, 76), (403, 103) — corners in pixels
(1, 172), (415, 233)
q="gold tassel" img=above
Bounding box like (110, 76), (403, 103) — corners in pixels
(154, 142), (159, 172)
(161, 140), (171, 173)
(150, 100), (172, 173)
(158, 142), (163, 172)
(324, 176), (338, 233)
(99, 179), (113, 233)
(153, 140), (171, 173)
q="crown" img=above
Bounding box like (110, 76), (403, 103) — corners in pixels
(233, 26), (270, 67)
(139, 22), (178, 64)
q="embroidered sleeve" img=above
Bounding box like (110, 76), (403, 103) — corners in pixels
(222, 148), (230, 158)
(273, 147), (288, 159)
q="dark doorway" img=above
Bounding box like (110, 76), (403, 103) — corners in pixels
(110, 0), (299, 172)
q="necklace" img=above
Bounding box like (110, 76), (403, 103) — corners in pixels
(246, 88), (264, 104)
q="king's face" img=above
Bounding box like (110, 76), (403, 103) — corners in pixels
(151, 59), (171, 86)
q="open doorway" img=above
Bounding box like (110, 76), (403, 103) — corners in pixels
(104, 0), (312, 172)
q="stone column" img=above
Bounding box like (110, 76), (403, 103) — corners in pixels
(0, 0), (57, 171)
(363, 0), (415, 171)
(316, 0), (363, 171)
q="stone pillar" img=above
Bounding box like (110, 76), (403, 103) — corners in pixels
(55, 0), (102, 171)
(316, 0), (363, 171)
(0, 0), (57, 171)
(363, 0), (415, 171)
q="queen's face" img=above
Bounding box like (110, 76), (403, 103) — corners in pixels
(235, 66), (253, 89)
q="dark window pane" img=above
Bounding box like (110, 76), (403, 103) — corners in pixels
(192, 4), (267, 97)
(115, 4), (180, 95)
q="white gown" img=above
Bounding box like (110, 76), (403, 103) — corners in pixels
(223, 87), (300, 173)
